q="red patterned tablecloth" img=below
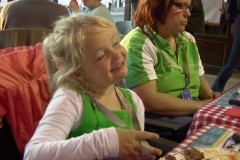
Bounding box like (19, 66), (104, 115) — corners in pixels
(167, 123), (238, 155)
(187, 104), (240, 135)
(188, 83), (240, 135)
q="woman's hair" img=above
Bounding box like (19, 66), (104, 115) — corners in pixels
(43, 15), (117, 93)
(133, 0), (173, 32)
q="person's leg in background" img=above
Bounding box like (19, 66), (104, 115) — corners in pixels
(212, 36), (240, 92)
(108, 2), (112, 10)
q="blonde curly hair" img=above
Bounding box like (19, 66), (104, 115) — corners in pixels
(43, 14), (117, 93)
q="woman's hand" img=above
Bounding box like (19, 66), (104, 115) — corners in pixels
(208, 92), (222, 99)
(198, 75), (222, 100)
(196, 92), (221, 108)
(116, 128), (162, 160)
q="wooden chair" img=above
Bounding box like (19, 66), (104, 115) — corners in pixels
(0, 28), (51, 49)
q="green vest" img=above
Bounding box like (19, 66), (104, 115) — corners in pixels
(122, 28), (200, 99)
(68, 88), (136, 138)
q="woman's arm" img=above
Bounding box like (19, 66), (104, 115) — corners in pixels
(132, 80), (212, 116)
(198, 75), (221, 99)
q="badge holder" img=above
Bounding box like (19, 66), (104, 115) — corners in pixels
(182, 88), (192, 100)
(182, 74), (191, 100)
(181, 52), (192, 100)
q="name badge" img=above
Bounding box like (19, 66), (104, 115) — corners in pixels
(182, 88), (192, 100)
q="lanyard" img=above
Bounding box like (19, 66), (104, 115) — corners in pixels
(143, 29), (191, 89)
(162, 49), (190, 88)
(88, 87), (152, 159)
(88, 87), (141, 130)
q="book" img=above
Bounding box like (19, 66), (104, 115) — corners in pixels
(189, 126), (240, 151)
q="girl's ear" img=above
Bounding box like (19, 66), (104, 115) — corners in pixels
(55, 62), (61, 69)
(70, 72), (84, 81)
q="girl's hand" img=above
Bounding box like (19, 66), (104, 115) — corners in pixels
(115, 128), (162, 160)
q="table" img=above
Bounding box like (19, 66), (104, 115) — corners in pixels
(188, 82), (240, 135)
(167, 123), (239, 156)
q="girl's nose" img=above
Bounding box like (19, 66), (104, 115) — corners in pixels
(112, 47), (126, 59)
(112, 49), (121, 58)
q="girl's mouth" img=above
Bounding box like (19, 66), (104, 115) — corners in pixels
(110, 61), (125, 72)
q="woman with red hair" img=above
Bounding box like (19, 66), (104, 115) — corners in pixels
(121, 0), (220, 141)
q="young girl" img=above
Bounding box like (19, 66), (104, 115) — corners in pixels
(23, 15), (161, 160)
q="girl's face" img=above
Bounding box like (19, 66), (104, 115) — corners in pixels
(81, 30), (128, 89)
(163, 0), (191, 34)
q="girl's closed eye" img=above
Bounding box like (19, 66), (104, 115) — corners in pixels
(95, 36), (120, 61)
(113, 40), (120, 47)
(96, 50), (108, 61)
(112, 35), (120, 47)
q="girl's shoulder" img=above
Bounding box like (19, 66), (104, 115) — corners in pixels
(117, 87), (140, 101)
(53, 87), (83, 102)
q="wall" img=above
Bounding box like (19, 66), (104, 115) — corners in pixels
(0, 0), (8, 7)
